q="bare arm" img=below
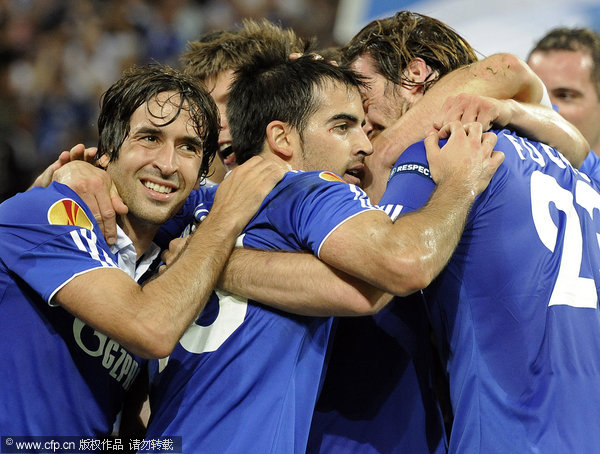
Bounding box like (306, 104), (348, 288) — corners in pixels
(376, 53), (543, 163)
(162, 237), (392, 316)
(321, 122), (503, 295)
(431, 93), (590, 168)
(54, 157), (285, 359)
(59, 160), (392, 319)
(217, 249), (393, 316)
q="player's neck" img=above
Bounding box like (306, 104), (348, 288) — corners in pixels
(262, 151), (294, 172)
(117, 214), (159, 258)
(591, 137), (600, 158)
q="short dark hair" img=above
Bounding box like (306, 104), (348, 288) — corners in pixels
(227, 53), (366, 164)
(342, 11), (478, 92)
(97, 64), (220, 179)
(529, 27), (600, 98)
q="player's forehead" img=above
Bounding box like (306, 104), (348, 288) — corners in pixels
(530, 49), (592, 71)
(350, 54), (389, 99)
(531, 50), (596, 93)
(311, 81), (364, 122)
(350, 53), (376, 73)
(129, 91), (195, 134)
(205, 69), (236, 102)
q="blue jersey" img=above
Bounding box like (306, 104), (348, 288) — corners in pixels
(0, 183), (144, 435)
(154, 184), (217, 248)
(145, 170), (379, 453)
(380, 129), (600, 453)
(307, 292), (448, 454)
(579, 149), (600, 186)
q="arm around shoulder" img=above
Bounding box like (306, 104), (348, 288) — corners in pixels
(218, 248), (392, 316)
(55, 210), (247, 359)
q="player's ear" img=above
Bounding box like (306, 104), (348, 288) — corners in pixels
(403, 58), (434, 95)
(266, 120), (296, 161)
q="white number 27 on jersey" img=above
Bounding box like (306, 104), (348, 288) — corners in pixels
(531, 171), (599, 308)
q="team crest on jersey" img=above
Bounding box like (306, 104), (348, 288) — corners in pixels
(47, 198), (93, 229)
(318, 171), (345, 183)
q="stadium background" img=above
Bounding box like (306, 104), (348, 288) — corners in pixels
(1, 0), (598, 200)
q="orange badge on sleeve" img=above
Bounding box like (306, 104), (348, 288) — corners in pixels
(47, 199), (93, 230)
(318, 171), (345, 183)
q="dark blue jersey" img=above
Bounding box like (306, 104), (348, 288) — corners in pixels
(380, 129), (600, 453)
(308, 144), (448, 453)
(0, 183), (144, 435)
(307, 292), (448, 454)
(145, 170), (379, 453)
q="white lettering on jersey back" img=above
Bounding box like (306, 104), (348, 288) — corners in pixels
(504, 134), (574, 169)
(505, 133), (593, 184)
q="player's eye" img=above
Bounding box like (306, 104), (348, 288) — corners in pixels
(333, 123), (349, 133)
(553, 89), (579, 101)
(180, 143), (200, 156)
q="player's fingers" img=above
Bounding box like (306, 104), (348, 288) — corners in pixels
(162, 237), (189, 267)
(83, 147), (98, 162)
(161, 248), (176, 268)
(463, 121), (483, 139)
(481, 131), (498, 148)
(460, 104), (480, 125)
(425, 125), (439, 137)
(110, 182), (128, 215)
(99, 182), (127, 245)
(489, 150), (505, 171)
(424, 131), (441, 151)
(69, 144), (86, 161)
(81, 193), (105, 240)
(57, 151), (72, 166)
(436, 120), (466, 140)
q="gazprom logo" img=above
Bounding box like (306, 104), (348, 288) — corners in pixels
(47, 198), (93, 230)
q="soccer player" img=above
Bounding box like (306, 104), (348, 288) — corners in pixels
(142, 51), (502, 453)
(309, 11), (592, 454)
(0, 64), (284, 435)
(528, 27), (600, 155)
(528, 27), (600, 182)
(344, 11), (600, 453)
(359, 23), (589, 205)
(182, 19), (312, 180)
(46, 19), (589, 451)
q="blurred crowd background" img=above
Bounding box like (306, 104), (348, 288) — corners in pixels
(0, 0), (339, 200)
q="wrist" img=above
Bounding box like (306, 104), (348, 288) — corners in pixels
(436, 175), (478, 201)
